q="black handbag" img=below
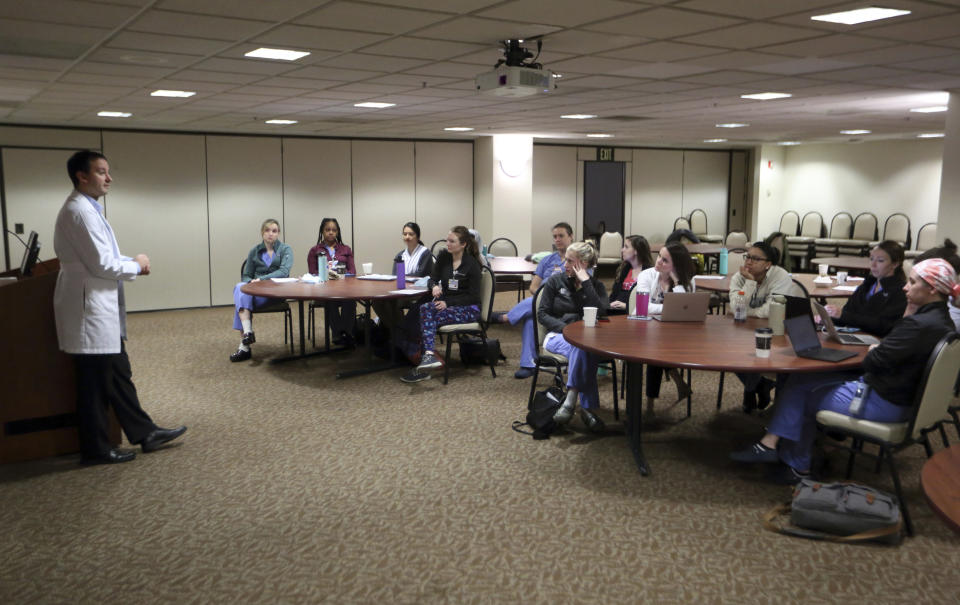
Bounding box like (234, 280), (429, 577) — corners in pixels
(763, 479), (902, 544)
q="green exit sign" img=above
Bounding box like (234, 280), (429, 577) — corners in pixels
(597, 147), (613, 161)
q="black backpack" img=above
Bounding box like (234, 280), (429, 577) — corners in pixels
(512, 385), (565, 440)
(458, 336), (506, 366)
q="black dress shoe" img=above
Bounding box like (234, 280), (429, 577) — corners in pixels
(81, 448), (136, 465)
(756, 378), (774, 410)
(230, 348), (251, 362)
(241, 331), (256, 346)
(140, 426), (187, 453)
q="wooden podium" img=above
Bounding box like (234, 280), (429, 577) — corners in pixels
(0, 258), (119, 463)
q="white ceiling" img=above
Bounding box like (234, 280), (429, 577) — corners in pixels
(0, 0), (957, 147)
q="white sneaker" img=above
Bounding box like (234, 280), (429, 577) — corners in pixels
(553, 400), (575, 425)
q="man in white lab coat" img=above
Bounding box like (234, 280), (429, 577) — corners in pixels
(53, 150), (186, 464)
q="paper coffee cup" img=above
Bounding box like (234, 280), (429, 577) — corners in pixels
(362, 262), (373, 275)
(818, 264), (829, 277)
(755, 327), (773, 358)
(837, 270), (848, 285)
(583, 306), (598, 328)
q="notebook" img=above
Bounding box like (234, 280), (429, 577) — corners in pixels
(651, 292), (711, 322)
(811, 301), (881, 346)
(784, 315), (857, 362)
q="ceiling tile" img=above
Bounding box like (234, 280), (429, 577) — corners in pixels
(295, 3), (451, 34)
(831, 44), (957, 66)
(128, 9), (272, 41)
(677, 22), (822, 49)
(362, 37), (487, 60)
(608, 61), (714, 79)
(366, 73), (460, 87)
(538, 30), (648, 54)
(600, 41), (724, 62)
(106, 31), (230, 56)
(586, 7), (743, 38)
(287, 65), (387, 82)
(156, 0), (321, 21)
(405, 62), (487, 78)
(860, 13), (960, 42)
(176, 69), (263, 84)
(86, 47), (198, 69)
(676, 70), (767, 86)
(190, 57), (297, 76)
(759, 34), (896, 58)
(0, 19), (110, 60)
(674, 0), (839, 20)
(0, 0), (140, 28)
(252, 25), (389, 52)
(740, 57), (859, 76)
(319, 53), (431, 72)
(477, 0), (642, 27)
(412, 17), (560, 44)
(352, 0), (503, 13)
(0, 67), (58, 83)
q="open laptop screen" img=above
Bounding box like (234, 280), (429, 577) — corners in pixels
(784, 315), (820, 353)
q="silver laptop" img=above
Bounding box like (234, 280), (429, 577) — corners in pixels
(811, 301), (880, 346)
(651, 291), (711, 322)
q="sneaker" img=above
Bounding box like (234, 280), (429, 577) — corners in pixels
(229, 349), (252, 362)
(742, 391), (758, 414)
(730, 442), (780, 464)
(400, 369), (432, 383)
(241, 331), (256, 346)
(553, 399), (575, 425)
(764, 463), (809, 485)
(580, 409), (605, 432)
(491, 311), (509, 324)
(417, 352), (443, 371)
(514, 367), (535, 379)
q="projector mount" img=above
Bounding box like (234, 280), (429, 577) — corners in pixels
(494, 39), (543, 70)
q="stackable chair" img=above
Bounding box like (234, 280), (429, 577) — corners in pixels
(724, 231), (749, 249)
(528, 285), (619, 420)
(673, 216), (691, 232)
(438, 265), (497, 384)
(597, 231), (623, 266)
(240, 260), (294, 353)
(778, 211), (800, 236)
(488, 237), (524, 302)
(871, 212), (912, 250)
(836, 212), (878, 257)
(689, 208), (723, 243)
(905, 222), (936, 259)
(814, 212), (853, 258)
(816, 333), (960, 536)
(786, 211), (825, 272)
(431, 239), (447, 258)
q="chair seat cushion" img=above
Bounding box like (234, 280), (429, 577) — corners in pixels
(598, 258), (620, 265)
(698, 234), (723, 243)
(538, 350), (568, 364)
(833, 238), (870, 247)
(814, 238), (842, 245)
(786, 236), (816, 244)
(816, 410), (909, 443)
(438, 322), (481, 333)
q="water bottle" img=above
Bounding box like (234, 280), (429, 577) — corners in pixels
(733, 290), (747, 323)
(482, 244), (489, 258)
(718, 247), (728, 274)
(396, 261), (405, 289)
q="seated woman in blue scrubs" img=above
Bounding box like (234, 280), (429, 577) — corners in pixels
(230, 218), (294, 362)
(731, 258), (960, 484)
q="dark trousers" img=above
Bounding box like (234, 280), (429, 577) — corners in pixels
(74, 341), (156, 458)
(646, 365), (666, 398)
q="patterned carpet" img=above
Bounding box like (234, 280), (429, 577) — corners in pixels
(2, 294), (959, 604)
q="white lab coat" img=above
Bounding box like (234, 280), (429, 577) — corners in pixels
(53, 190), (140, 354)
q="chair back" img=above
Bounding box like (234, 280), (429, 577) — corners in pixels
(882, 213), (911, 249)
(532, 284), (551, 351)
(598, 231), (623, 258)
(827, 212), (853, 239)
(799, 211), (825, 237)
(788, 278), (810, 298)
(689, 209), (708, 235)
(488, 237), (518, 257)
(915, 222), (937, 251)
(764, 232), (790, 268)
(431, 239), (446, 258)
(240, 259), (246, 278)
(673, 216), (691, 231)
(726, 247), (747, 276)
(478, 265), (496, 325)
(725, 231), (749, 248)
(909, 333), (960, 440)
(851, 212), (878, 241)
(779, 211), (800, 236)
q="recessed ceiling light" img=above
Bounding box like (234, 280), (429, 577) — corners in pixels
(265, 119), (297, 125)
(552, 73), (563, 78)
(910, 106), (948, 113)
(245, 47), (310, 61)
(704, 139), (727, 143)
(917, 133), (945, 138)
(151, 89), (196, 98)
(811, 7), (910, 25)
(840, 129), (871, 135)
(586, 134), (613, 138)
(741, 92), (792, 100)
(444, 127), (474, 132)
(561, 114), (597, 119)
(354, 102), (396, 109)
(716, 123), (748, 128)
(778, 141), (801, 146)
(97, 111), (132, 118)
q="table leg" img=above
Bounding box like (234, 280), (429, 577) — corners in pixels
(268, 300), (350, 364)
(335, 300), (408, 379)
(626, 361), (651, 476)
(297, 300), (305, 356)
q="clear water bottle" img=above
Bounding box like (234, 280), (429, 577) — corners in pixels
(733, 290), (747, 322)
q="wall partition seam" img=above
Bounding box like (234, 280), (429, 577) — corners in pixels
(204, 135), (212, 307)
(349, 140), (355, 249)
(1, 147), (9, 271)
(413, 142), (418, 227)
(280, 138), (286, 253)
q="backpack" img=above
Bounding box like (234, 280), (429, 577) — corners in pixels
(512, 385), (565, 440)
(458, 336), (506, 366)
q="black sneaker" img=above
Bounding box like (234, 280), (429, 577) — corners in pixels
(764, 463), (809, 485)
(401, 369), (431, 383)
(730, 442), (779, 464)
(241, 331), (256, 346)
(580, 409), (605, 432)
(230, 349), (252, 362)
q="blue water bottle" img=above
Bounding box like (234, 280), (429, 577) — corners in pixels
(718, 247), (728, 275)
(396, 261), (405, 289)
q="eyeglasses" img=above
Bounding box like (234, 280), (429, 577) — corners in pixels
(743, 254), (769, 263)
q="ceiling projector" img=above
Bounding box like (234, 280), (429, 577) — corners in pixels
(475, 39), (556, 98)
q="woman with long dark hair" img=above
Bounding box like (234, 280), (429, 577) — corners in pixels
(608, 235), (654, 314)
(393, 221), (433, 278)
(823, 240), (906, 337)
(401, 226), (484, 383)
(307, 218), (357, 346)
(634, 242), (697, 415)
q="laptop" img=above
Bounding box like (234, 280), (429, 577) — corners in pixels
(651, 291), (712, 322)
(811, 301), (880, 346)
(784, 315), (858, 362)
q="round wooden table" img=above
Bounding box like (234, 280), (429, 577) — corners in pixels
(921, 444), (960, 535)
(563, 315), (866, 475)
(811, 256), (872, 271)
(241, 277), (424, 375)
(693, 273), (863, 301)
(489, 256), (538, 301)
